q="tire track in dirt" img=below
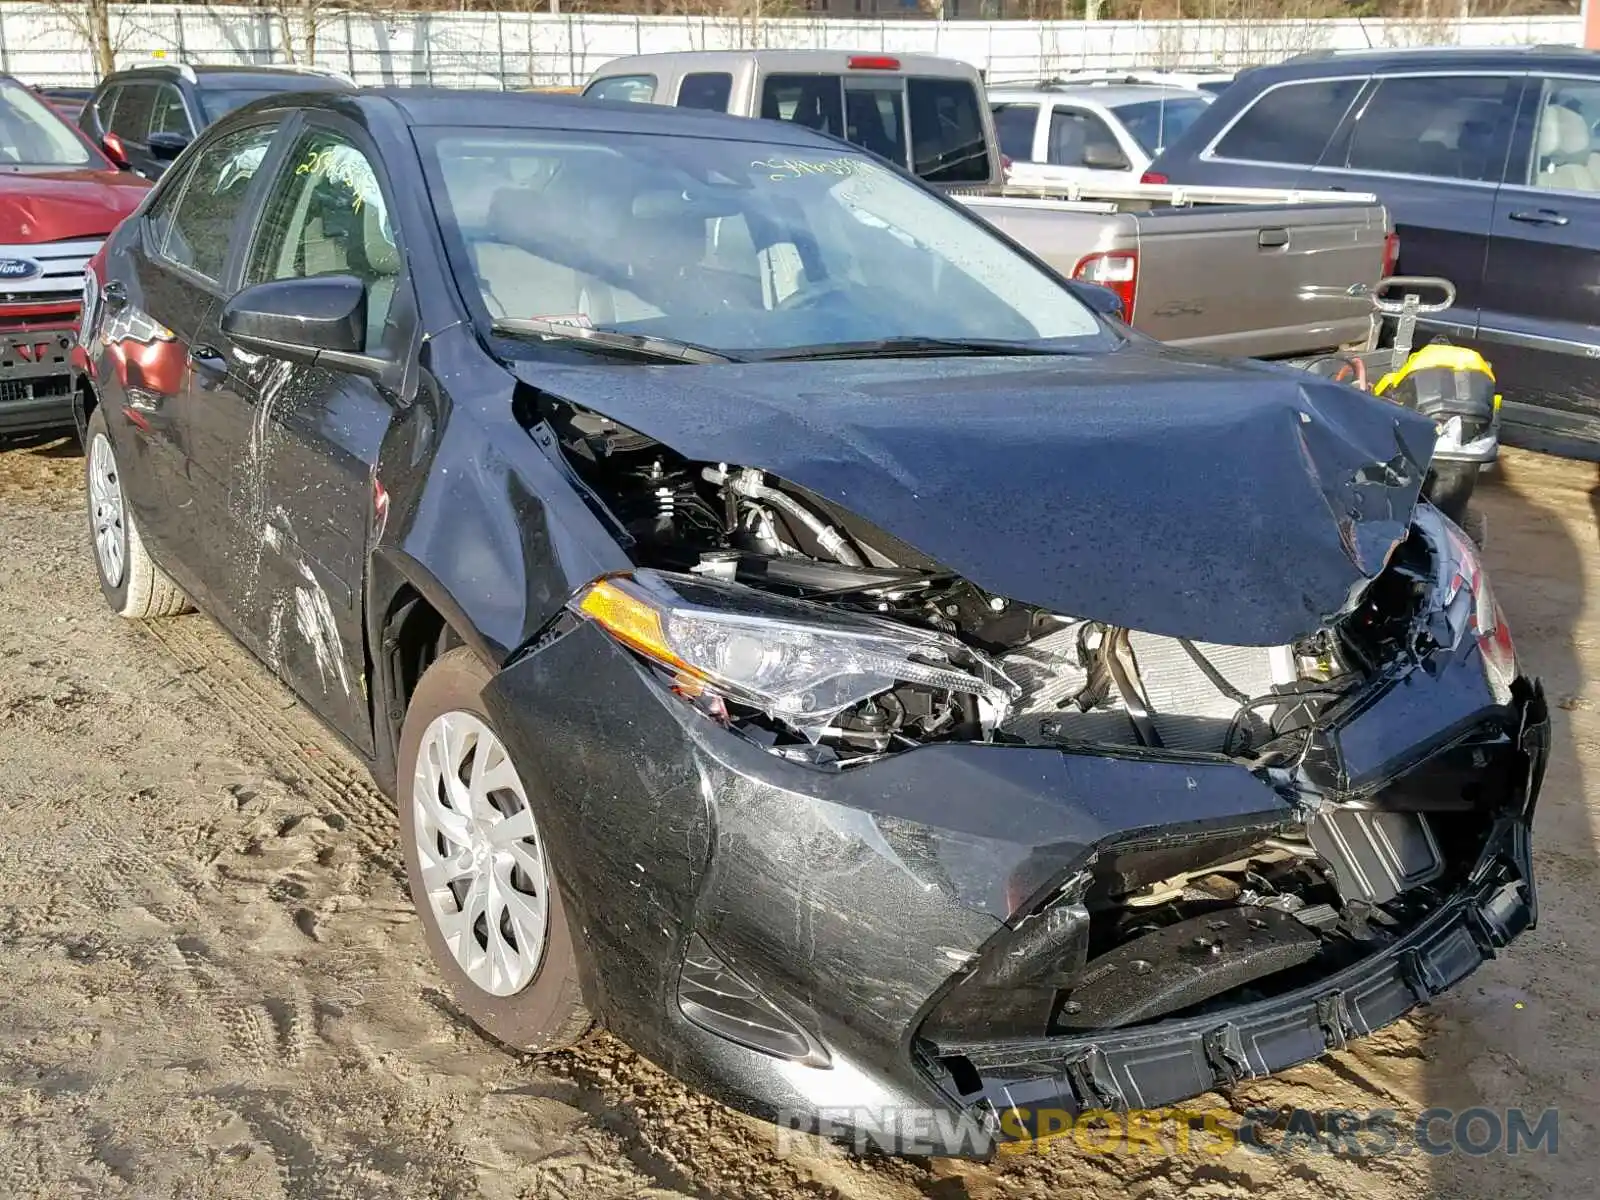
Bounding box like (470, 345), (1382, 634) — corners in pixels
(138, 615), (400, 868)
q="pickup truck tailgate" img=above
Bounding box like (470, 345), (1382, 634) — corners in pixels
(962, 191), (1390, 360)
(1131, 202), (1388, 358)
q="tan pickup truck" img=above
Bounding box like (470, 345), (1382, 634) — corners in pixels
(582, 49), (1394, 360)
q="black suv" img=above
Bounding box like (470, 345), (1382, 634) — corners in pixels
(78, 62), (355, 180)
(1147, 45), (1600, 460)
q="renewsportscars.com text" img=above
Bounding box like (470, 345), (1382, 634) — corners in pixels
(775, 1105), (1561, 1158)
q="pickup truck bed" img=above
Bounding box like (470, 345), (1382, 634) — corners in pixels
(960, 182), (1389, 361)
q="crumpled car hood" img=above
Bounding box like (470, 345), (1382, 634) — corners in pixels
(517, 347), (1438, 646)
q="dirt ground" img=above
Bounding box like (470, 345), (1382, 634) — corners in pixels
(1, 436), (1597, 1200)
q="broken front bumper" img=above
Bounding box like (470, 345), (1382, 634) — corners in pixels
(483, 620), (1548, 1159)
(939, 808), (1539, 1126)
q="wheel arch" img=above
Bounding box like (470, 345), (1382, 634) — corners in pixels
(72, 372), (99, 447)
(365, 546), (500, 798)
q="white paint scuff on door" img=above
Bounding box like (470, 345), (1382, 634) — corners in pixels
(293, 561), (352, 697)
(265, 591), (290, 676)
(230, 358), (296, 595)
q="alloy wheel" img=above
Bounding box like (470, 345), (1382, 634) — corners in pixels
(88, 432), (125, 587)
(411, 711), (550, 996)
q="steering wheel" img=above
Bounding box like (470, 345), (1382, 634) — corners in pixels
(775, 280), (850, 313)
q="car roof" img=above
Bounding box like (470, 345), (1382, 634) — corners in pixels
(104, 63), (356, 90)
(1256, 42), (1600, 80)
(588, 49), (981, 78)
(988, 84), (1210, 106)
(357, 87), (862, 149)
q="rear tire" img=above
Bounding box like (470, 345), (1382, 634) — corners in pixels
(397, 646), (592, 1052)
(84, 406), (189, 619)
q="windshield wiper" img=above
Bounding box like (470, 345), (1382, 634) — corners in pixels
(755, 336), (1079, 362)
(491, 318), (735, 364)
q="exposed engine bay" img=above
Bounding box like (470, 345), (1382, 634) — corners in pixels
(540, 399), (1431, 770)
(534, 395), (1521, 1032)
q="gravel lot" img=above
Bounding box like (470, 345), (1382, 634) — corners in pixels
(2, 436), (1596, 1200)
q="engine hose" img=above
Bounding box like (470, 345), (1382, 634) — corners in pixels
(1105, 629), (1164, 749)
(710, 467), (867, 567)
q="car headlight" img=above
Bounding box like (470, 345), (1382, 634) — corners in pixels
(1416, 505), (1516, 704)
(570, 570), (1018, 740)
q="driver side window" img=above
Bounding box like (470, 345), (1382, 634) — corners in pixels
(245, 127), (400, 350)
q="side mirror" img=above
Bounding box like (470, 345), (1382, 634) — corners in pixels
(1068, 280), (1125, 321)
(1083, 143), (1130, 171)
(147, 130), (190, 161)
(221, 275), (394, 383)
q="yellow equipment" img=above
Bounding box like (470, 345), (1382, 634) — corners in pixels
(1372, 343), (1502, 420)
(1371, 342), (1500, 528)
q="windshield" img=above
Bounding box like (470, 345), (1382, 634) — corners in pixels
(0, 80), (91, 167)
(422, 129), (1104, 358)
(1112, 96), (1212, 156)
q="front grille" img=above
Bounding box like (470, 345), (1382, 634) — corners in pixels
(0, 374), (71, 405)
(0, 238), (101, 303)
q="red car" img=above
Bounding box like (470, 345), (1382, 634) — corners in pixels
(0, 73), (147, 441)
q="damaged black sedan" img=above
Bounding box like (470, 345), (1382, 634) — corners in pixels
(73, 89), (1548, 1157)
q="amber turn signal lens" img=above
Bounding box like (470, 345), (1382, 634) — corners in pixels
(576, 578), (701, 678)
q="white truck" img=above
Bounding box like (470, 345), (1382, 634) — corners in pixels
(581, 49), (1395, 360)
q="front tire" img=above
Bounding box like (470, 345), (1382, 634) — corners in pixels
(397, 647), (592, 1051)
(84, 406), (188, 619)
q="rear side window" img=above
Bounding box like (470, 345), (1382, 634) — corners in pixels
(1049, 109), (1128, 170)
(1343, 74), (1518, 182)
(110, 83), (156, 140)
(760, 74), (845, 139)
(1213, 77), (1364, 166)
(677, 72), (732, 112)
(844, 83), (906, 165)
(990, 103), (1039, 161)
(907, 77), (989, 183)
(583, 75), (656, 104)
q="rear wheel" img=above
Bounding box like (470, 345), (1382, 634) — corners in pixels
(397, 647), (592, 1050)
(84, 406), (188, 619)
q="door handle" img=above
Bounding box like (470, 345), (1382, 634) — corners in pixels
(1258, 227), (1289, 249)
(189, 345), (228, 382)
(1509, 209), (1569, 226)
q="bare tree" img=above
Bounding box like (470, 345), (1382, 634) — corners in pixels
(264, 0), (336, 63)
(260, 0), (395, 66)
(40, 0), (123, 78)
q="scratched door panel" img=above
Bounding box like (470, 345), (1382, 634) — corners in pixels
(215, 353), (385, 754)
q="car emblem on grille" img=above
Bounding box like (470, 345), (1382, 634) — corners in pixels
(0, 257), (41, 281)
